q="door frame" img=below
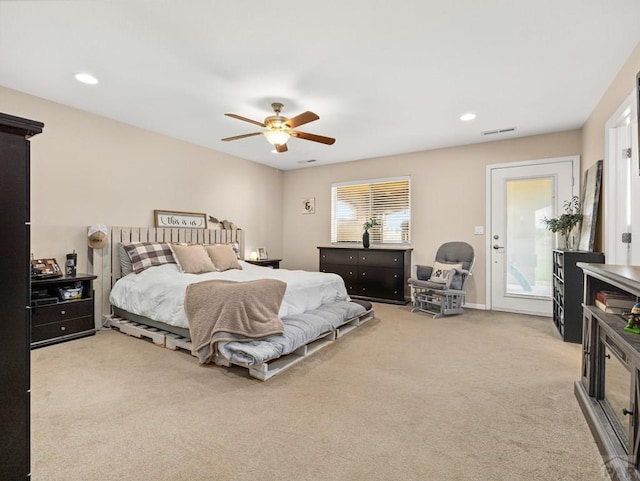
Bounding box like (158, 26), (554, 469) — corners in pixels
(485, 155), (580, 311)
(604, 89), (638, 262)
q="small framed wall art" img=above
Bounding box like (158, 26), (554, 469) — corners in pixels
(154, 210), (207, 229)
(302, 197), (315, 214)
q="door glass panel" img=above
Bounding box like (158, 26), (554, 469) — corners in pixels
(505, 177), (553, 297)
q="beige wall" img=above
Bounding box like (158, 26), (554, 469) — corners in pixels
(582, 42), (640, 170)
(282, 131), (582, 307)
(4, 40), (638, 308)
(0, 86), (284, 274)
(581, 41), (640, 251)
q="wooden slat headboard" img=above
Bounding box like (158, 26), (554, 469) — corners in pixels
(87, 226), (245, 327)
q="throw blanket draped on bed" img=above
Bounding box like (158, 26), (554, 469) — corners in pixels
(185, 279), (287, 364)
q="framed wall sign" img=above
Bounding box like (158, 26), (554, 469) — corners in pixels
(302, 197), (315, 214)
(154, 210), (207, 229)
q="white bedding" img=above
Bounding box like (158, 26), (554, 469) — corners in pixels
(109, 261), (349, 329)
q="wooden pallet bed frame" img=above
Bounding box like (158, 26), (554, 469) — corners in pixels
(88, 225), (374, 380)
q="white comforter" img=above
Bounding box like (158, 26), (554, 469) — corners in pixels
(109, 261), (349, 329)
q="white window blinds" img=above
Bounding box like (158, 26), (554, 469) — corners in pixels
(331, 176), (410, 245)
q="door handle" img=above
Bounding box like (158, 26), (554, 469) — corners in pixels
(493, 244), (504, 250)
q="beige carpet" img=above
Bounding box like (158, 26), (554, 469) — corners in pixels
(31, 303), (605, 481)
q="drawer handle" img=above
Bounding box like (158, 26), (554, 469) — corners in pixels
(60, 310), (66, 315)
(394, 274), (398, 278)
(362, 272), (366, 276)
(349, 256), (353, 260)
(362, 256), (366, 260)
(349, 271), (353, 275)
(623, 408), (634, 417)
(61, 326), (66, 331)
(394, 258), (398, 262)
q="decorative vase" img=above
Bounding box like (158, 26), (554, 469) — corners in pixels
(362, 230), (370, 249)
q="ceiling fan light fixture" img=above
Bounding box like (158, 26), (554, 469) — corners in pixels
(264, 130), (290, 146)
(75, 72), (98, 85)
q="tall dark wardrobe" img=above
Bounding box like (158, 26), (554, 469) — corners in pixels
(0, 113), (44, 480)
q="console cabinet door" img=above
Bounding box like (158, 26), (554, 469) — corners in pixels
(581, 310), (596, 395)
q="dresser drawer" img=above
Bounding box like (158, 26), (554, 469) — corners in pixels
(31, 300), (93, 326)
(31, 316), (94, 343)
(357, 266), (405, 300)
(358, 250), (405, 267)
(320, 264), (359, 293)
(319, 249), (358, 265)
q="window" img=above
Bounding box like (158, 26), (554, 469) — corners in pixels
(331, 176), (410, 245)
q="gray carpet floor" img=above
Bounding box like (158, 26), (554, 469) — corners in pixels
(31, 303), (606, 480)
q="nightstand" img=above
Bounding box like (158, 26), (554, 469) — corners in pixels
(30, 273), (97, 348)
(245, 259), (282, 269)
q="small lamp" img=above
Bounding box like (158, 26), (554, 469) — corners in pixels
(88, 224), (108, 249)
(250, 251), (259, 261)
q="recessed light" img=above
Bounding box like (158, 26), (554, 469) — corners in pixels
(75, 73), (98, 85)
(460, 112), (476, 121)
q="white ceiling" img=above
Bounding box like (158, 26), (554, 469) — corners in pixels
(1, 1), (639, 171)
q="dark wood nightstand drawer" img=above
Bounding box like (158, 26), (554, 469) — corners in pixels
(31, 300), (93, 326)
(31, 316), (94, 343)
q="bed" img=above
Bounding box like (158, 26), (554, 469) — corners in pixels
(88, 226), (374, 380)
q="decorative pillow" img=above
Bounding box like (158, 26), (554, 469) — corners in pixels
(169, 243), (216, 274)
(118, 243), (134, 276)
(205, 244), (242, 272)
(429, 261), (462, 284)
(123, 242), (175, 274)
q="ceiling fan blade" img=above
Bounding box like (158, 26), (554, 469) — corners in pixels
(284, 111), (319, 129)
(224, 113), (265, 127)
(221, 132), (263, 141)
(291, 130), (336, 145)
(275, 143), (288, 153)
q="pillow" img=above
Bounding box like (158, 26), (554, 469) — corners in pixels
(169, 243), (216, 274)
(123, 242), (176, 274)
(205, 244), (242, 272)
(118, 243), (134, 276)
(429, 261), (462, 284)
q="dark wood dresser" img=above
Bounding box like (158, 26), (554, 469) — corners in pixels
(0, 113), (43, 480)
(318, 246), (412, 304)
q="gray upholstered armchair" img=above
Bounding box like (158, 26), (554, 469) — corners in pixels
(407, 241), (475, 318)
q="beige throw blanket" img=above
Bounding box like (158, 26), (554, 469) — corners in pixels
(185, 279), (286, 364)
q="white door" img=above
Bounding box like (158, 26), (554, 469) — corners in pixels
(488, 157), (577, 315)
(605, 91), (640, 265)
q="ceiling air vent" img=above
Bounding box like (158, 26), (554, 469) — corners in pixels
(481, 127), (517, 136)
(296, 159), (317, 164)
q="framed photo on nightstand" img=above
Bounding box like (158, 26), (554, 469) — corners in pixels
(257, 247), (268, 260)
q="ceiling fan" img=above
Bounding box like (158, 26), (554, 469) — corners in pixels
(221, 102), (335, 153)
